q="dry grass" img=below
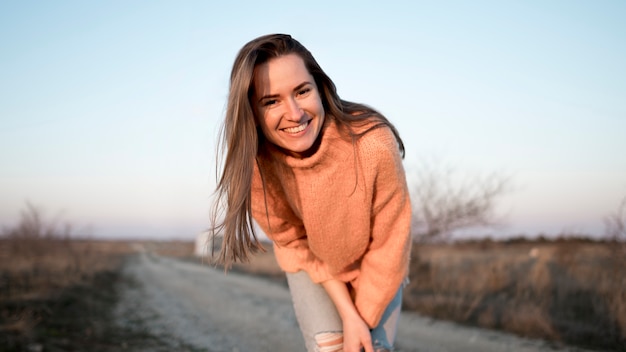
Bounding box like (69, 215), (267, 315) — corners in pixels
(0, 204), (136, 351)
(404, 239), (626, 351)
(0, 238), (132, 299)
(143, 240), (196, 258)
(0, 237), (133, 350)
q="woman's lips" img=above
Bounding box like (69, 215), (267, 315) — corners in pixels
(282, 120), (310, 134)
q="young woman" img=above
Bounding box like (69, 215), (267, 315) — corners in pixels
(210, 34), (412, 352)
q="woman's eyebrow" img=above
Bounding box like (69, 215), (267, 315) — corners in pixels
(257, 81), (313, 103)
(257, 93), (279, 103)
(293, 81), (313, 91)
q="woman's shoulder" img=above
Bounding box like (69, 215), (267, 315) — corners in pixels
(354, 123), (399, 155)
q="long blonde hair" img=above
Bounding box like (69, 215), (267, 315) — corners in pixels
(210, 34), (405, 267)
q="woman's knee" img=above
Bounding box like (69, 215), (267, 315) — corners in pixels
(314, 331), (343, 352)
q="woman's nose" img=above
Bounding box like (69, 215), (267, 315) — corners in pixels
(285, 98), (304, 121)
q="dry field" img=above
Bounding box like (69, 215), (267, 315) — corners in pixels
(2, 234), (624, 351)
(404, 239), (626, 351)
(0, 236), (136, 351)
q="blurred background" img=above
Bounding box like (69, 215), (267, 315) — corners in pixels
(2, 2), (626, 350)
(1, 0), (625, 240)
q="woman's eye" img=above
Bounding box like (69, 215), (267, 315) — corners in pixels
(263, 99), (277, 107)
(297, 87), (311, 96)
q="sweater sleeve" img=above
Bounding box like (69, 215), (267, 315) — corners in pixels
(251, 162), (334, 282)
(353, 128), (412, 328)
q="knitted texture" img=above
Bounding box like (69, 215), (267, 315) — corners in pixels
(251, 118), (412, 328)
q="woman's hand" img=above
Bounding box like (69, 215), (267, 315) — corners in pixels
(341, 310), (374, 352)
(321, 280), (374, 352)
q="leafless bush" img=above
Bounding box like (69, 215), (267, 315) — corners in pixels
(410, 159), (511, 242)
(0, 203), (128, 298)
(603, 196), (626, 339)
(1, 202), (72, 239)
(1, 202), (75, 260)
(604, 196), (626, 241)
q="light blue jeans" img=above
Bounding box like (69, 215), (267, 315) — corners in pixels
(286, 271), (402, 352)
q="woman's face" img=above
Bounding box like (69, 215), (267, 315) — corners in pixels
(252, 54), (325, 157)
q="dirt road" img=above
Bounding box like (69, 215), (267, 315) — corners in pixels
(115, 248), (590, 352)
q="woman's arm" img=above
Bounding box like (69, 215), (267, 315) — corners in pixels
(321, 279), (374, 352)
(351, 126), (413, 328)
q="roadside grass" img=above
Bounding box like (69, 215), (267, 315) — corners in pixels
(404, 239), (626, 351)
(0, 235), (131, 351)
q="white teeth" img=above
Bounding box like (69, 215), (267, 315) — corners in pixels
(283, 121), (308, 134)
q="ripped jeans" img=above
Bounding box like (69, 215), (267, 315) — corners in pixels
(286, 271), (403, 352)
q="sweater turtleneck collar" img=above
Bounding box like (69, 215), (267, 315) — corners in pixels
(263, 118), (353, 169)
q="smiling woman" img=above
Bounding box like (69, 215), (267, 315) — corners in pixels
(252, 54), (326, 157)
(209, 34), (411, 352)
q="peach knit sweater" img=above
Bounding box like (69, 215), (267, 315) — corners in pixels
(251, 119), (412, 328)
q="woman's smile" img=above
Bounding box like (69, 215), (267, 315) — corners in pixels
(282, 120), (310, 134)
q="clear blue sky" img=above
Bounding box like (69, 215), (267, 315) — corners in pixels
(1, 1), (625, 240)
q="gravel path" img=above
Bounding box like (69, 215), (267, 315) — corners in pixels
(115, 247), (591, 352)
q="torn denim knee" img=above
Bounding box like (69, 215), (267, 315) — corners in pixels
(314, 331), (343, 352)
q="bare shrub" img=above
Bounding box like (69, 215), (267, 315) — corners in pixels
(603, 196), (626, 339)
(1, 203), (81, 295)
(604, 196), (626, 241)
(410, 159), (511, 242)
(1, 202), (71, 240)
